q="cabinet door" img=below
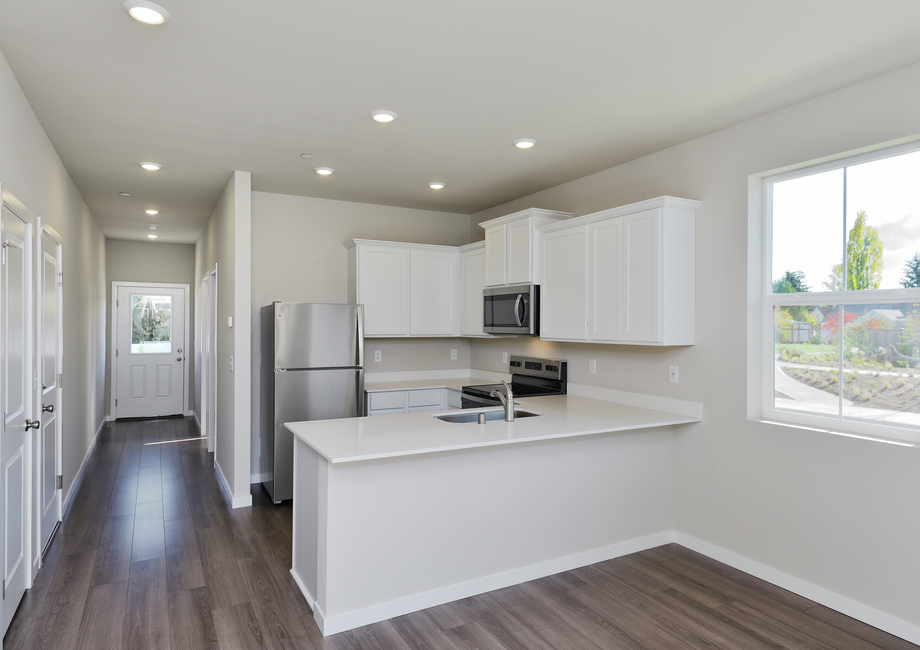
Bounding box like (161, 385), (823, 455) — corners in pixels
(460, 248), (486, 336)
(590, 218), (622, 341)
(358, 245), (409, 336)
(623, 209), (660, 342)
(541, 225), (588, 340)
(506, 218), (532, 284)
(484, 225), (506, 286)
(409, 249), (455, 336)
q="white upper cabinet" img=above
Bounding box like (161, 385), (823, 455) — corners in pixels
(409, 247), (456, 336)
(540, 225), (589, 341)
(459, 242), (487, 337)
(540, 196), (699, 346)
(346, 240), (458, 337)
(480, 209), (572, 287)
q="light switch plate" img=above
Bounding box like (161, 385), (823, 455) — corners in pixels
(502, 352), (508, 364)
(450, 349), (457, 360)
(374, 350), (382, 362)
(589, 359), (597, 374)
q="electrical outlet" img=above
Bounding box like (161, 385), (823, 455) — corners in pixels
(450, 349), (457, 360)
(669, 365), (679, 383)
(502, 352), (508, 364)
(374, 350), (382, 362)
(589, 359), (597, 374)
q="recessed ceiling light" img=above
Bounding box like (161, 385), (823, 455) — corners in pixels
(300, 153), (314, 159)
(140, 162), (161, 171)
(119, 191), (131, 196)
(123, 0), (171, 25)
(514, 139), (537, 149)
(147, 234), (158, 239)
(429, 182), (445, 190)
(370, 110), (397, 123)
(145, 209), (159, 215)
(315, 167), (334, 176)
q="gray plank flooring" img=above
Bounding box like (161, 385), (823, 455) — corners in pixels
(3, 416), (917, 650)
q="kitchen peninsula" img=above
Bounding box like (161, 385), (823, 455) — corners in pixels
(287, 389), (702, 636)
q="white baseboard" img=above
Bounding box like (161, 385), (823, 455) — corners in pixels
(190, 410), (200, 429)
(63, 417), (106, 511)
(310, 531), (674, 636)
(674, 532), (920, 646)
(214, 459), (253, 509)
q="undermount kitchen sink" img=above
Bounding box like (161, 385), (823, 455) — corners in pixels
(433, 409), (541, 424)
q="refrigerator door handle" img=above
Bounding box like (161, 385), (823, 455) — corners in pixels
(355, 367), (365, 417)
(356, 305), (364, 366)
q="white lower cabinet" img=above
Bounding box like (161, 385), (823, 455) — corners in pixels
(366, 388), (454, 416)
(540, 196), (699, 346)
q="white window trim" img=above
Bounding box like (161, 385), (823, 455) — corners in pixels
(755, 140), (920, 447)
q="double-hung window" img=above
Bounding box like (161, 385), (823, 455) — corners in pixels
(763, 142), (920, 444)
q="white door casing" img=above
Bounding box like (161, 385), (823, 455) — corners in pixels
(1, 188), (34, 636)
(37, 224), (62, 563)
(200, 267), (217, 453)
(112, 282), (188, 419)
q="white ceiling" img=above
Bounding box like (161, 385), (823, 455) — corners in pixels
(2, 1), (920, 244)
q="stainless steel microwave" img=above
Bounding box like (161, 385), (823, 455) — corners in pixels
(483, 285), (540, 336)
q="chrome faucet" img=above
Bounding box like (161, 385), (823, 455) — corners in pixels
(490, 380), (515, 422)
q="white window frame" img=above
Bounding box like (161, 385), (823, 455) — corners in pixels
(760, 140), (920, 446)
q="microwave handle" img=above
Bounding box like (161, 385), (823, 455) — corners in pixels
(514, 295), (524, 326)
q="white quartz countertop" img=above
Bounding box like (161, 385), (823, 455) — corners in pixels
(364, 377), (487, 392)
(286, 394), (700, 464)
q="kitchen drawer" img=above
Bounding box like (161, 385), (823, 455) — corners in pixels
(369, 391), (407, 410)
(408, 405), (443, 413)
(446, 389), (462, 409)
(368, 407), (407, 417)
(407, 389), (443, 408)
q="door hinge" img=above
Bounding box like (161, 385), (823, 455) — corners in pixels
(2, 578), (5, 599)
(116, 298), (119, 308)
(58, 373), (63, 388)
(115, 399), (118, 406)
(116, 349), (119, 357)
(57, 271), (63, 287)
(1, 411), (5, 433)
(56, 475), (63, 490)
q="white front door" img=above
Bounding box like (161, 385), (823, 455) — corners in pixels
(1, 190), (34, 636)
(114, 284), (187, 418)
(38, 225), (62, 560)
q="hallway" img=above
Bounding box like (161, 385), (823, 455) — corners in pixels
(2, 416), (317, 650)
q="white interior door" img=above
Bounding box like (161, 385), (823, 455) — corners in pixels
(1, 190), (34, 636)
(37, 225), (62, 561)
(206, 268), (217, 453)
(114, 284), (187, 418)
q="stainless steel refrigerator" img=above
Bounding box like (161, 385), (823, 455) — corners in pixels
(261, 302), (364, 503)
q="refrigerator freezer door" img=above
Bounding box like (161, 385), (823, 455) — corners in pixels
(272, 302), (363, 369)
(269, 367), (364, 502)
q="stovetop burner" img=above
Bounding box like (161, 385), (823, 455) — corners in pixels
(461, 356), (567, 406)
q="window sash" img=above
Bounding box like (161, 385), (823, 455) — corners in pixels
(761, 141), (920, 445)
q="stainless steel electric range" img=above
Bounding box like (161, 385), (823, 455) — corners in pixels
(461, 355), (567, 409)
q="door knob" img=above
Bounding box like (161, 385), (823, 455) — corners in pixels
(177, 357), (183, 362)
(25, 419), (40, 430)
(43, 404), (54, 413)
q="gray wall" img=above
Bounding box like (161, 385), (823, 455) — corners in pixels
(104, 239), (197, 417)
(249, 191), (473, 480)
(0, 50), (107, 503)
(469, 61), (920, 631)
(194, 171), (252, 506)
